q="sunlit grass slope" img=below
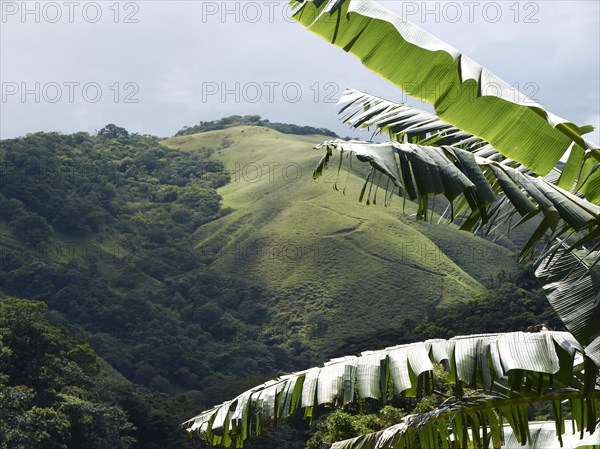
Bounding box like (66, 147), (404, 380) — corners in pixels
(163, 126), (518, 351)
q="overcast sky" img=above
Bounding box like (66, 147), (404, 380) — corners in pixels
(1, 0), (599, 143)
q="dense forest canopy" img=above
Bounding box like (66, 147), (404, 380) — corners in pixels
(0, 126), (291, 395)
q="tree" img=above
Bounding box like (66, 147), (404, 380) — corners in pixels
(185, 1), (599, 448)
(0, 298), (136, 449)
(8, 212), (52, 245)
(98, 124), (129, 140)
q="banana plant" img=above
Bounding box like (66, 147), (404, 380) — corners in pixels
(295, 0), (600, 367)
(290, 0), (600, 202)
(315, 89), (599, 249)
(311, 90), (600, 367)
(184, 331), (600, 448)
(184, 1), (600, 447)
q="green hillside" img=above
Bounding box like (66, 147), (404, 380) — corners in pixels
(0, 121), (560, 449)
(163, 126), (519, 353)
(0, 122), (521, 395)
(0, 128), (277, 396)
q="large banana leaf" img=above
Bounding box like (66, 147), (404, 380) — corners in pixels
(184, 331), (598, 448)
(536, 246), (600, 367)
(335, 87), (600, 204)
(336, 88), (486, 149)
(330, 419), (600, 449)
(313, 139), (599, 249)
(291, 0), (600, 201)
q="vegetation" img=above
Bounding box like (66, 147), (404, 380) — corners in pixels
(0, 297), (199, 449)
(0, 118), (568, 448)
(185, 1), (599, 448)
(175, 115), (338, 138)
(0, 126), (291, 396)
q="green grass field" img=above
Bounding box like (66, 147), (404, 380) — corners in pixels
(163, 126), (519, 352)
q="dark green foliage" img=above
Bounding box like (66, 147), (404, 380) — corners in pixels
(0, 297), (211, 449)
(0, 128), (226, 236)
(306, 406), (404, 449)
(175, 115), (338, 138)
(420, 266), (564, 338)
(0, 298), (133, 449)
(98, 124), (129, 140)
(7, 212), (52, 245)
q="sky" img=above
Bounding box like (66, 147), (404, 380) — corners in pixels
(1, 0), (599, 144)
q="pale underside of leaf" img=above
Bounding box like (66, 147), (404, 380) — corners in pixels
(184, 331), (597, 447)
(330, 420), (600, 449)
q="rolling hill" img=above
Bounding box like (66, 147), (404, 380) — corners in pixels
(0, 117), (566, 449)
(163, 125), (519, 355)
(0, 122), (522, 393)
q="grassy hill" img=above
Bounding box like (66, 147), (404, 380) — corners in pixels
(0, 123), (521, 390)
(163, 126), (519, 354)
(0, 122), (562, 449)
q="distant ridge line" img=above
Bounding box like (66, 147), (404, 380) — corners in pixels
(174, 115), (339, 138)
